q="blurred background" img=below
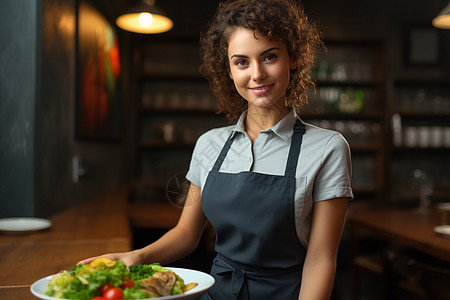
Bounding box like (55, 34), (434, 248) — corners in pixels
(1, 0), (450, 299)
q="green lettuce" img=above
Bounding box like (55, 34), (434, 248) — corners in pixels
(45, 261), (185, 299)
(45, 261), (131, 299)
(129, 263), (169, 281)
(123, 287), (153, 299)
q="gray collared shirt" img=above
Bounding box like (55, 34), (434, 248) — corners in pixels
(186, 110), (353, 247)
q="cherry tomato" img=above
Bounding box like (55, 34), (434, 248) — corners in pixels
(90, 297), (104, 300)
(120, 279), (135, 289)
(103, 287), (123, 300)
(99, 283), (114, 296)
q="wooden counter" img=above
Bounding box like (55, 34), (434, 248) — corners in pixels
(347, 202), (450, 299)
(347, 202), (450, 262)
(0, 189), (132, 299)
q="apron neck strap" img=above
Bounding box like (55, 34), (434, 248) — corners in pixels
(285, 119), (305, 177)
(212, 132), (234, 172)
(212, 119), (305, 175)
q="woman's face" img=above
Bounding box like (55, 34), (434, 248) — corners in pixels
(227, 27), (295, 110)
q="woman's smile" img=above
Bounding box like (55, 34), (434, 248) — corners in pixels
(249, 84), (275, 96)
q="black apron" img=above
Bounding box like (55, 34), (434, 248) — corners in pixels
(201, 119), (307, 300)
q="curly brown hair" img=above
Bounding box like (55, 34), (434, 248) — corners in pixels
(199, 0), (322, 122)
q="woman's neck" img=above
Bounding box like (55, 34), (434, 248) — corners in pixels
(244, 104), (290, 143)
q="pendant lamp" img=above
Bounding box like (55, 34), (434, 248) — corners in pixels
(432, 1), (450, 29)
(116, 0), (173, 34)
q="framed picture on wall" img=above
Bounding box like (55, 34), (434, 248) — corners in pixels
(75, 0), (121, 140)
(405, 25), (442, 66)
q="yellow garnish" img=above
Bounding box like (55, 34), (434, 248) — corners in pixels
(88, 257), (116, 269)
(182, 282), (198, 293)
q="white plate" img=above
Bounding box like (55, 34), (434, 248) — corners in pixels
(0, 217), (51, 234)
(434, 225), (450, 237)
(30, 267), (214, 300)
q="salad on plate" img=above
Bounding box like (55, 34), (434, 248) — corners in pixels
(44, 257), (197, 300)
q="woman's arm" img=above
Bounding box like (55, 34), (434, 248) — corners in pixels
(136, 183), (207, 264)
(298, 197), (349, 300)
(78, 183), (206, 266)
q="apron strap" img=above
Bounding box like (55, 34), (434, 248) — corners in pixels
(212, 119), (305, 175)
(213, 257), (250, 300)
(212, 254), (301, 300)
(285, 119), (305, 177)
(212, 132), (234, 172)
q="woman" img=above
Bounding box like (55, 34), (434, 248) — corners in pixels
(80, 0), (353, 299)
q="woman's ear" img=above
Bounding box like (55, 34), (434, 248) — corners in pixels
(290, 58), (298, 70)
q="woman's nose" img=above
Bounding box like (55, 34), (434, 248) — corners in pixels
(252, 63), (267, 81)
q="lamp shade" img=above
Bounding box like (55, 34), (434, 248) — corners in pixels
(116, 0), (173, 34)
(432, 1), (450, 29)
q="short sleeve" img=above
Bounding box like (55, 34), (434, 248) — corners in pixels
(185, 128), (228, 189)
(313, 133), (353, 202)
(186, 134), (207, 188)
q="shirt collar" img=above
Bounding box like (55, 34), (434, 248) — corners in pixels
(232, 109), (299, 142)
(229, 111), (246, 139)
(268, 110), (299, 142)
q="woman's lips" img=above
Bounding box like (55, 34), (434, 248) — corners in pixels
(249, 84), (274, 96)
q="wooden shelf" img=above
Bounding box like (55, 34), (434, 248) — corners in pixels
(301, 112), (382, 120)
(350, 143), (381, 151)
(391, 111), (450, 118)
(387, 78), (450, 204)
(315, 80), (381, 87)
(392, 146), (450, 152)
(139, 107), (218, 115)
(394, 78), (450, 87)
(139, 141), (195, 149)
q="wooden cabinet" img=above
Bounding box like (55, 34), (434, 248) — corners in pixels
(302, 40), (387, 201)
(387, 79), (450, 206)
(132, 38), (227, 202)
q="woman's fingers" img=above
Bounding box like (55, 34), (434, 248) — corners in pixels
(76, 254), (114, 265)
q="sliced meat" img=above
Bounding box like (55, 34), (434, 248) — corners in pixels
(141, 271), (176, 297)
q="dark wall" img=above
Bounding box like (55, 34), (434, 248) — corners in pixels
(0, 0), (37, 217)
(0, 0), (133, 218)
(34, 0), (135, 217)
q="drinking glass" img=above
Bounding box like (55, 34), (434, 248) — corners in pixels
(413, 169), (434, 214)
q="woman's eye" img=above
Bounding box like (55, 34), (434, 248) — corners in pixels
(235, 59), (248, 66)
(264, 53), (277, 62)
